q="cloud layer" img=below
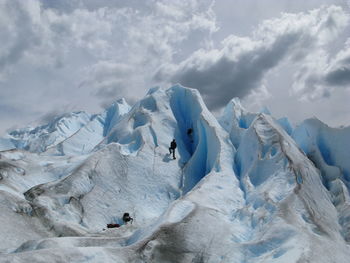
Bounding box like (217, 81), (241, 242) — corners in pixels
(0, 0), (217, 132)
(0, 1), (349, 134)
(292, 37), (350, 101)
(156, 5), (349, 109)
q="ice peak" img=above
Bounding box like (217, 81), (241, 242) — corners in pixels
(146, 86), (161, 95)
(116, 97), (127, 105)
(259, 106), (271, 115)
(168, 83), (202, 96)
(106, 98), (129, 111)
(230, 97), (243, 107)
(103, 98), (131, 135)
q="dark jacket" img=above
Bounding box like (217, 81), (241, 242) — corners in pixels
(170, 141), (177, 149)
(123, 213), (133, 223)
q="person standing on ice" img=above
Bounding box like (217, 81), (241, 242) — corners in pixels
(187, 128), (193, 143)
(169, 139), (177, 159)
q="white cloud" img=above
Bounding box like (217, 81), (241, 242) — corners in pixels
(0, 0), (217, 134)
(0, 1), (349, 135)
(0, 0), (41, 78)
(325, 42), (350, 86)
(292, 37), (350, 101)
(155, 5), (349, 109)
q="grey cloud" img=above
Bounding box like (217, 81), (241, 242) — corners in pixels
(0, 1), (40, 73)
(94, 86), (123, 108)
(79, 61), (133, 107)
(0, 102), (24, 118)
(1, 0), (348, 136)
(94, 85), (132, 109)
(325, 66), (350, 86)
(0, 101), (40, 135)
(95, 86), (119, 99)
(324, 44), (350, 86)
(340, 56), (350, 64)
(96, 85), (137, 109)
(170, 34), (302, 109)
(2, 0), (217, 134)
(38, 109), (67, 124)
(49, 22), (72, 36)
(156, 6), (346, 109)
(39, 0), (80, 13)
(39, 0), (152, 13)
(292, 38), (350, 101)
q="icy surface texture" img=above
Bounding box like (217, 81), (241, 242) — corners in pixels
(0, 85), (349, 263)
(293, 118), (350, 241)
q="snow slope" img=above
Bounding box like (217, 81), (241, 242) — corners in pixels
(0, 85), (349, 262)
(6, 112), (92, 153)
(46, 98), (130, 156)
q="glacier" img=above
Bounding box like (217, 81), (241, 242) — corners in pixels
(0, 84), (349, 262)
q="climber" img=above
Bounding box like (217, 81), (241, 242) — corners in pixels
(123, 212), (133, 224)
(187, 128), (193, 143)
(169, 139), (177, 159)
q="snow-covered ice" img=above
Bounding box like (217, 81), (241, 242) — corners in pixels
(0, 85), (349, 262)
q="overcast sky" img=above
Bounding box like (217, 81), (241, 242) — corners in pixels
(0, 0), (350, 135)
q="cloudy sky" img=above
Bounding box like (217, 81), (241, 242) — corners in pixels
(0, 0), (350, 135)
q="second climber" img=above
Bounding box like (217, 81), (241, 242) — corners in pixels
(169, 139), (177, 159)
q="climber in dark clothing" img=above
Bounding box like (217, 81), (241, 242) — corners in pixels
(169, 139), (177, 159)
(187, 128), (193, 143)
(123, 213), (133, 224)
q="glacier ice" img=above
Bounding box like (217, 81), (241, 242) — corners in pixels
(0, 85), (349, 262)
